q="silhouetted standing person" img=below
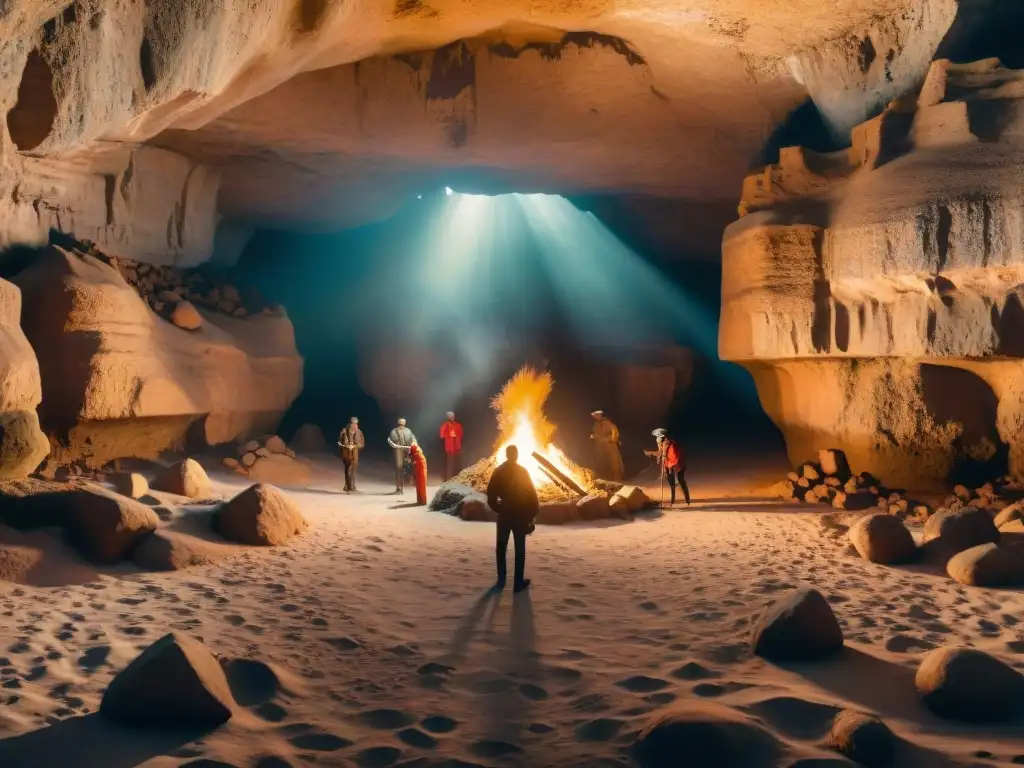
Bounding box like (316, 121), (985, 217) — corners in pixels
(486, 445), (538, 593)
(651, 428), (690, 506)
(590, 410), (625, 482)
(387, 418), (417, 494)
(439, 411), (464, 481)
(338, 416), (365, 492)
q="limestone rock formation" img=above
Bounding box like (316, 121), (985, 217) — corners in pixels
(13, 244), (302, 465)
(214, 483), (306, 546)
(0, 278), (48, 479)
(750, 587), (844, 661)
(915, 646), (1024, 722)
(100, 632), (236, 727)
(721, 59), (1024, 488)
(0, 0), (971, 257)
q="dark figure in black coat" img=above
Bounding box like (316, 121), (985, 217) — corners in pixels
(486, 445), (539, 593)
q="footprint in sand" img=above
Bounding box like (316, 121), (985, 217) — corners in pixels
(574, 718), (625, 742)
(397, 727), (438, 749)
(645, 692), (676, 705)
(615, 675), (669, 693)
(672, 662), (719, 681)
(359, 708), (416, 729)
(224, 614), (246, 627)
(78, 645), (110, 670)
(470, 740), (523, 759)
(289, 731), (351, 751)
(1007, 640), (1024, 653)
(885, 635), (937, 653)
(256, 702), (288, 722)
(356, 746), (403, 768)
(518, 683), (549, 701)
(254, 757), (294, 768)
(421, 715), (458, 734)
(179, 761), (238, 768)
(310, 617), (328, 627)
(693, 683), (725, 697)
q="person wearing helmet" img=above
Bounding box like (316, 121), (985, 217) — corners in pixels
(337, 416), (365, 492)
(651, 428), (690, 506)
(387, 418), (417, 494)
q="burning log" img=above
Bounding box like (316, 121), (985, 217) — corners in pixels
(532, 450), (586, 496)
(535, 462), (575, 495)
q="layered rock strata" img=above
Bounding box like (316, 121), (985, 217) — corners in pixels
(721, 58), (1024, 488)
(12, 242), (302, 466)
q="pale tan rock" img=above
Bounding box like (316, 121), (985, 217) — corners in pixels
(112, 472), (149, 500)
(151, 459), (212, 499)
(170, 301), (204, 331)
(222, 457), (240, 470)
(264, 435), (287, 455)
(214, 483), (306, 546)
(241, 452), (257, 468)
(14, 247), (302, 465)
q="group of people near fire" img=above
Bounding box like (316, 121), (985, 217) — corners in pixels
(337, 410), (688, 592)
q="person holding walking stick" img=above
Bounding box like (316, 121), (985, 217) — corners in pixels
(645, 428), (690, 507)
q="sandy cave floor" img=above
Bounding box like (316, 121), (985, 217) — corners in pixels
(0, 453), (1023, 767)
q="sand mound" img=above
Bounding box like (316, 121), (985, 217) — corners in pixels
(915, 646), (1024, 722)
(151, 458), (213, 498)
(221, 657), (304, 707)
(214, 484), (306, 546)
(751, 587), (844, 661)
(101, 632), (236, 726)
(633, 701), (783, 768)
(132, 528), (238, 571)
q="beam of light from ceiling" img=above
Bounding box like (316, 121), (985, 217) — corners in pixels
(513, 192), (720, 358)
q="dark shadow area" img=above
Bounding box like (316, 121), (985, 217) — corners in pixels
(760, 99), (847, 166)
(920, 364), (1008, 486)
(238, 190), (783, 478)
(0, 713), (208, 768)
(935, 0), (1024, 69)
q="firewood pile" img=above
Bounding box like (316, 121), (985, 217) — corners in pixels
(452, 454), (598, 503)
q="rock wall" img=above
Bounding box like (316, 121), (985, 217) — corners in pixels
(0, 278), (48, 477)
(720, 58), (1024, 488)
(12, 242), (302, 466)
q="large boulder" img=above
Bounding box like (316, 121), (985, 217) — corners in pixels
(611, 485), (650, 514)
(915, 647), (1024, 722)
(151, 458), (212, 498)
(429, 481), (478, 512)
(14, 246), (302, 466)
(923, 508), (1000, 556)
(214, 483), (306, 545)
(633, 702), (783, 768)
(848, 514), (916, 564)
(0, 412), (49, 480)
(65, 488), (160, 562)
(457, 497), (497, 522)
(751, 587), (844, 661)
(100, 632), (236, 726)
(826, 711), (895, 767)
(946, 543), (1024, 587)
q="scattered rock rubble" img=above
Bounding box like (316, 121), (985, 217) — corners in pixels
(90, 244), (286, 326)
(223, 434), (304, 484)
(429, 481), (652, 524)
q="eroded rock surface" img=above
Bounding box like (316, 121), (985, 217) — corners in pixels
(13, 243), (302, 465)
(721, 59), (1024, 488)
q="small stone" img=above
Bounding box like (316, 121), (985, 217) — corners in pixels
(239, 440), (260, 455)
(157, 290), (182, 303)
(264, 436), (287, 455)
(824, 477), (842, 488)
(802, 490), (818, 504)
(150, 458), (212, 499)
(241, 452), (257, 468)
(797, 477), (811, 489)
(215, 300), (237, 314)
(953, 484), (975, 502)
(827, 710), (895, 767)
(254, 447), (270, 458)
(813, 484), (832, 501)
(222, 457), (240, 470)
(284, 448), (296, 459)
(843, 477), (861, 494)
(232, 307), (247, 318)
(787, 472), (800, 483)
(818, 449), (851, 479)
(170, 301), (203, 331)
(801, 464), (821, 482)
(223, 285), (242, 303)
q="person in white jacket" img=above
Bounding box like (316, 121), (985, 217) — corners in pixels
(387, 418), (417, 494)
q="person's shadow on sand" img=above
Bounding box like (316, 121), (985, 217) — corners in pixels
(450, 588), (503, 662)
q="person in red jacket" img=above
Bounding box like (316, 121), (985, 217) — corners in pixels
(652, 428), (690, 506)
(439, 411), (464, 481)
(409, 442), (429, 505)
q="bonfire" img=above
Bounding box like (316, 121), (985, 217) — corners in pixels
(452, 366), (595, 502)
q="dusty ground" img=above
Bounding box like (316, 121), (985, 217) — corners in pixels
(0, 450), (1022, 767)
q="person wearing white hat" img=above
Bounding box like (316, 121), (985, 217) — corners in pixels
(387, 417), (417, 494)
(439, 410), (464, 481)
(648, 428), (689, 506)
(337, 416), (365, 492)
(590, 410), (625, 482)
